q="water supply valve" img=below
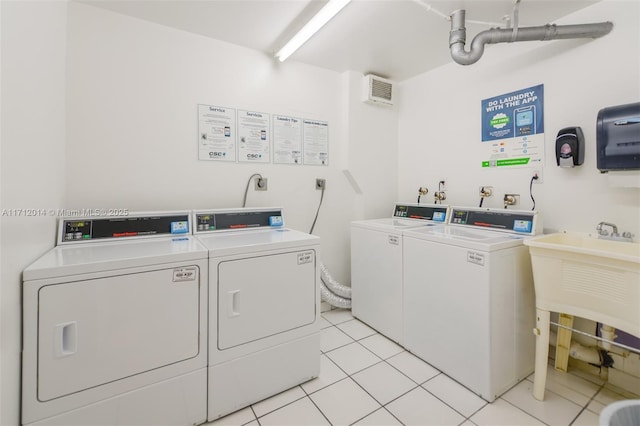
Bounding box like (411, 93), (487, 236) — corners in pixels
(433, 180), (446, 203)
(503, 193), (519, 207)
(434, 191), (447, 202)
(417, 187), (428, 204)
(479, 186), (493, 198)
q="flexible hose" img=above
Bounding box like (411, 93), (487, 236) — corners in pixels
(242, 173), (263, 207)
(309, 183), (352, 308)
(320, 262), (352, 299)
(319, 261), (352, 308)
(320, 279), (351, 309)
(529, 175), (536, 210)
(309, 187), (325, 234)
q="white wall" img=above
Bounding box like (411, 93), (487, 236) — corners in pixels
(0, 3), (400, 420)
(65, 2), (352, 278)
(398, 0), (640, 236)
(0, 1), (68, 424)
(64, 2), (399, 283)
(344, 71), (399, 221)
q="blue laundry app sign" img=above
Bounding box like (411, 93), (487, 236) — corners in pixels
(481, 84), (545, 169)
(170, 221), (189, 234)
(269, 216), (283, 227)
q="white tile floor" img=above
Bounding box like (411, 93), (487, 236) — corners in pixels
(209, 307), (639, 426)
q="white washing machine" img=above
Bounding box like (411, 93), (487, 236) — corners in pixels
(351, 203), (449, 344)
(403, 207), (541, 402)
(193, 207), (321, 421)
(22, 211), (208, 425)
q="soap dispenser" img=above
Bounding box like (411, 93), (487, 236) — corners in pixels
(555, 127), (585, 167)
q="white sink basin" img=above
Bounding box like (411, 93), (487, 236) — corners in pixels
(524, 232), (640, 337)
(525, 232), (640, 263)
(526, 232), (640, 401)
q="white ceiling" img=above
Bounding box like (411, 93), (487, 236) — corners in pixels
(78, 0), (601, 81)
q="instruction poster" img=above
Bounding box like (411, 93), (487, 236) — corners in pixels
(303, 119), (329, 166)
(481, 84), (544, 168)
(273, 115), (303, 165)
(198, 104), (236, 161)
(238, 110), (270, 163)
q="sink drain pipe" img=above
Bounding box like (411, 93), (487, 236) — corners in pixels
(449, 9), (613, 65)
(548, 330), (612, 367)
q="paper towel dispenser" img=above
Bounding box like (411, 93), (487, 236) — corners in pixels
(596, 102), (640, 173)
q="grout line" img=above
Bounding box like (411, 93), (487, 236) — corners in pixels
(378, 382), (422, 407)
(499, 396), (553, 426)
(250, 386), (308, 421)
(306, 394), (334, 426)
(211, 313), (630, 426)
(249, 405), (259, 425)
(299, 354), (345, 397)
(568, 381), (607, 425)
(379, 406), (405, 426)
(325, 316), (478, 422)
(420, 382), (482, 423)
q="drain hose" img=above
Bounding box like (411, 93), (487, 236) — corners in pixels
(319, 262), (352, 309)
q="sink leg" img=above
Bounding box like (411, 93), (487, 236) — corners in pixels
(555, 313), (574, 372)
(533, 308), (550, 401)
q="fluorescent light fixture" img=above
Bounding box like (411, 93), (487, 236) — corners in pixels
(275, 0), (351, 62)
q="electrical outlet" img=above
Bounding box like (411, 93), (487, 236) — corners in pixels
(503, 193), (520, 206)
(479, 186), (494, 197)
(254, 177), (268, 191)
(316, 178), (326, 190)
(532, 169), (543, 184)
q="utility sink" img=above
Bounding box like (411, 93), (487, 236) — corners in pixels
(526, 232), (640, 263)
(526, 232), (640, 401)
(524, 232), (640, 337)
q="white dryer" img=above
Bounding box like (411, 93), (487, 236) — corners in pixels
(351, 203), (449, 344)
(193, 207), (321, 421)
(22, 212), (208, 425)
(403, 207), (541, 402)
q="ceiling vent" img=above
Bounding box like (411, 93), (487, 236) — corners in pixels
(363, 74), (394, 106)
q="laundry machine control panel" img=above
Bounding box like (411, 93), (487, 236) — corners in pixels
(58, 212), (191, 244)
(392, 203), (449, 222)
(448, 207), (540, 235)
(194, 207), (284, 233)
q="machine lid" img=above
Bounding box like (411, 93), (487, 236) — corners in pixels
(196, 227), (319, 256)
(351, 203), (450, 230)
(403, 224), (530, 251)
(351, 217), (443, 231)
(23, 236), (208, 281)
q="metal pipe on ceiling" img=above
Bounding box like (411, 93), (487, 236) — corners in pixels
(449, 9), (613, 65)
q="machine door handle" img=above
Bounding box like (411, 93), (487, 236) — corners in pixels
(228, 290), (240, 317)
(54, 321), (77, 357)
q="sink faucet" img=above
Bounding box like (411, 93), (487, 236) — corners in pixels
(596, 222), (618, 237)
